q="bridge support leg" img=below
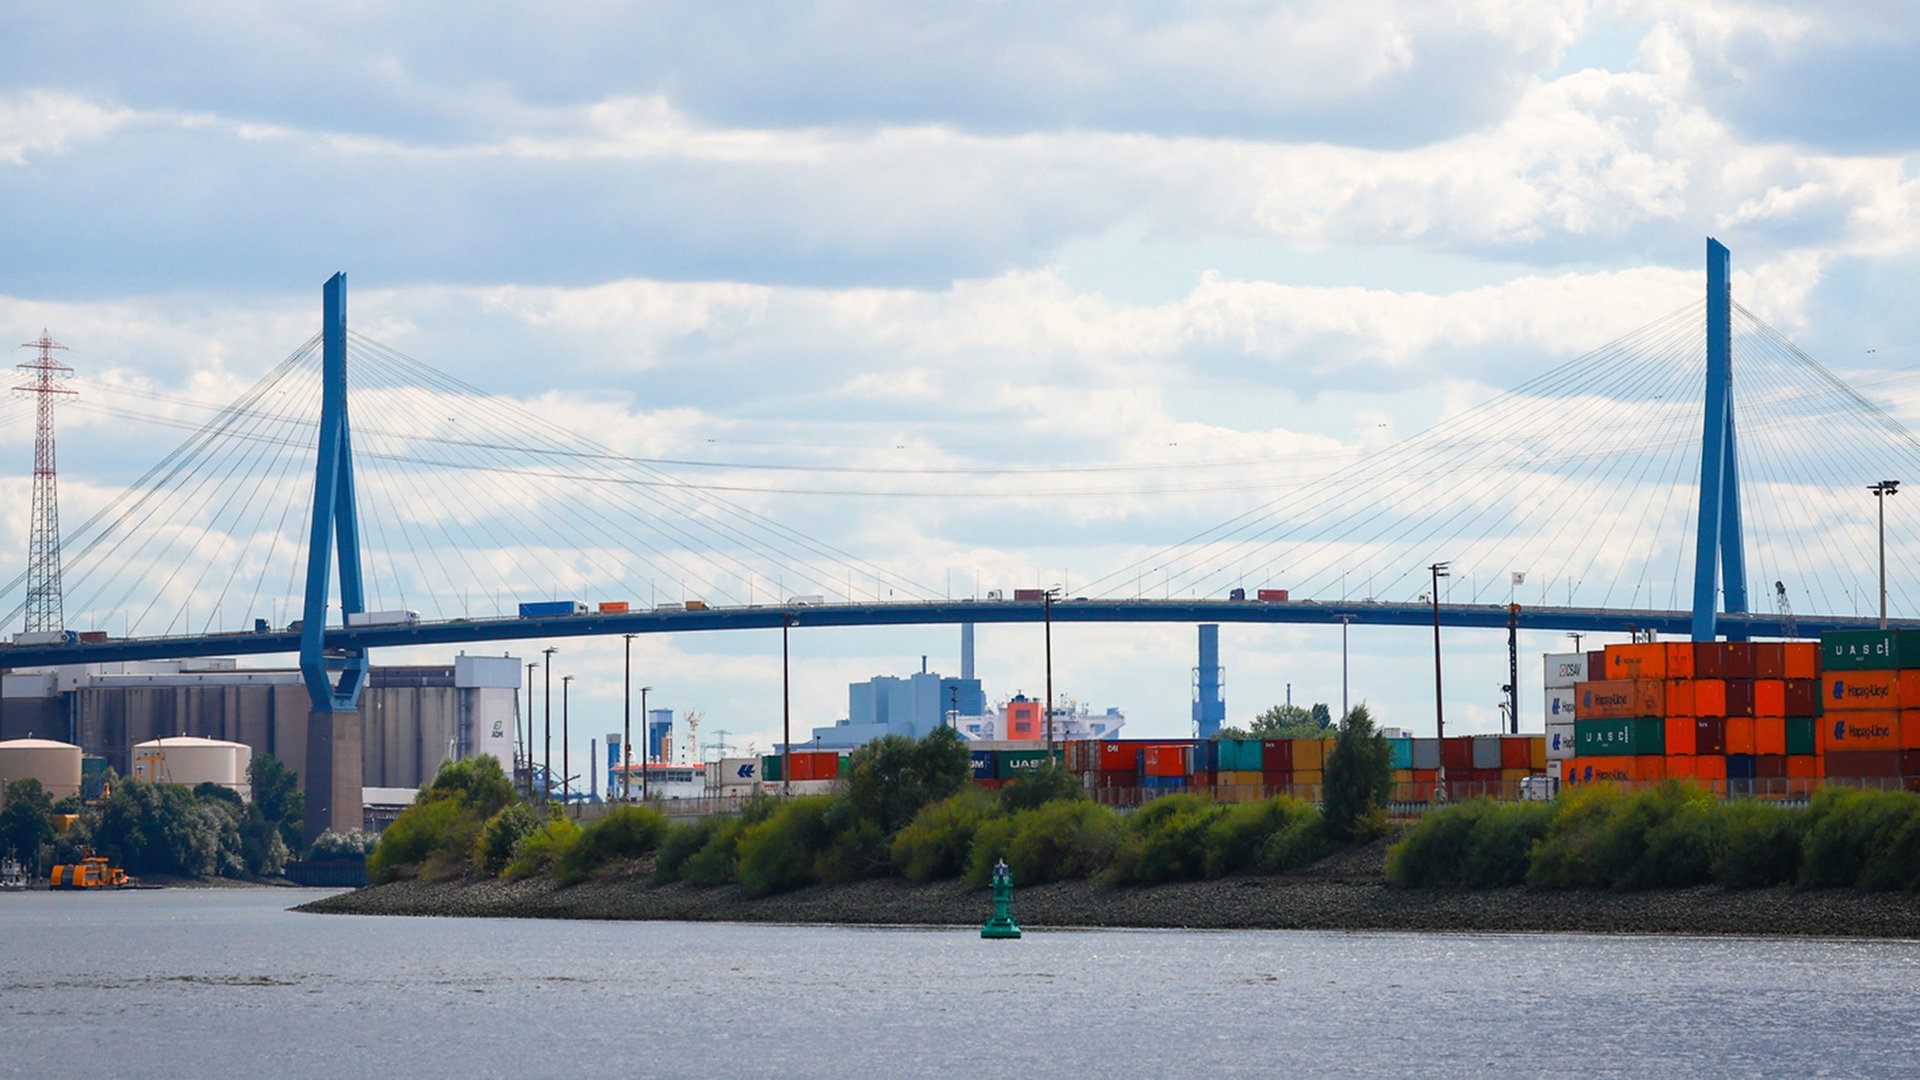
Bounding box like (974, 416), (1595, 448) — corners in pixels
(1691, 238), (1746, 641)
(303, 708), (364, 843)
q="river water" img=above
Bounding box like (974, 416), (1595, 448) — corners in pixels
(2, 888), (1916, 1078)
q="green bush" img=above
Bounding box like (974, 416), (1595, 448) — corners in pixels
(474, 804), (540, 877)
(1386, 798), (1554, 888)
(552, 805), (669, 885)
(1710, 800), (1807, 889)
(1800, 788), (1920, 890)
(0, 777), (56, 865)
(307, 828), (379, 862)
(966, 799), (1121, 887)
(1259, 815), (1336, 873)
(1204, 796), (1320, 878)
(367, 798), (467, 883)
(92, 777), (244, 878)
(736, 796), (837, 896)
(892, 788), (998, 883)
(654, 798), (781, 886)
(367, 755), (524, 883)
(842, 727), (974, 836)
(1107, 793), (1225, 885)
(812, 803), (889, 884)
(1530, 782), (1717, 891)
(502, 814), (581, 880)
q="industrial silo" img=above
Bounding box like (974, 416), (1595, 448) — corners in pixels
(0, 737), (83, 801)
(130, 736), (253, 798)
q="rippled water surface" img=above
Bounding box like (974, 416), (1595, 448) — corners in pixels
(3, 888), (1918, 1077)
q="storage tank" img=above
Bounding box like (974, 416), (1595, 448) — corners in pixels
(130, 736), (252, 798)
(0, 738), (83, 801)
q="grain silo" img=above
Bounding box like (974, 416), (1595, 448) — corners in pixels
(0, 737), (83, 801)
(130, 736), (252, 798)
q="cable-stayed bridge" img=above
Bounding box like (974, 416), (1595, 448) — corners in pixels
(4, 239), (1920, 684)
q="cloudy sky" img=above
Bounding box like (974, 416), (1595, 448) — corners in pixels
(5, 1), (1920, 769)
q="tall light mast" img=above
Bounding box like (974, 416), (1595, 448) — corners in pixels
(15, 331), (75, 633)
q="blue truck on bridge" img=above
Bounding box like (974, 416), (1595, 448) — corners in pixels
(518, 600), (588, 618)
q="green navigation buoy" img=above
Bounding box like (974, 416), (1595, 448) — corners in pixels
(981, 858), (1022, 939)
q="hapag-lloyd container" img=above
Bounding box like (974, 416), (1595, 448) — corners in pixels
(1546, 721), (1576, 760)
(1545, 689), (1579, 723)
(1562, 755), (1636, 785)
(1822, 710), (1901, 752)
(1822, 671), (1900, 711)
(1575, 680), (1638, 720)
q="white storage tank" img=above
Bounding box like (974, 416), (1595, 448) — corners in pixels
(130, 736), (253, 798)
(0, 737), (83, 801)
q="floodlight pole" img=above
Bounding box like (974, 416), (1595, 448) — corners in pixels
(523, 660), (538, 799)
(542, 646), (557, 804)
(639, 685), (652, 801)
(1044, 587), (1060, 755)
(562, 674), (574, 817)
(1430, 562), (1449, 800)
(623, 634), (635, 801)
(1873, 480), (1900, 629)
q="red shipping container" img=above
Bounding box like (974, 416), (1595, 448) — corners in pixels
(1783, 679), (1820, 717)
(1695, 680), (1727, 717)
(1500, 738), (1531, 769)
(1256, 589), (1289, 602)
(1724, 680), (1755, 718)
(1754, 717), (1787, 756)
(1903, 712), (1920, 751)
(1666, 680), (1697, 718)
(1694, 646), (1727, 680)
(1189, 770), (1216, 788)
(1725, 716), (1756, 756)
(1900, 671), (1920, 709)
(1665, 718), (1697, 756)
(1694, 717), (1727, 756)
(1261, 770), (1290, 788)
(1756, 754), (1788, 779)
(1721, 643), (1757, 680)
(1753, 680), (1785, 718)
(1752, 643), (1786, 679)
(1822, 671), (1899, 711)
(1824, 710), (1901, 752)
(1904, 750), (1920, 777)
(1783, 643), (1819, 680)
(1588, 651), (1608, 678)
(1260, 739), (1294, 772)
(1090, 770), (1136, 790)
(1826, 750), (1901, 777)
(1441, 737), (1474, 773)
(1097, 742), (1137, 772)
(1664, 643), (1697, 680)
(1143, 745), (1190, 777)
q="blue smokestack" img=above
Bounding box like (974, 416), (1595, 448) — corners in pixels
(1193, 624), (1224, 738)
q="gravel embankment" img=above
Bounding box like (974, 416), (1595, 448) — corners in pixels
(299, 842), (1920, 938)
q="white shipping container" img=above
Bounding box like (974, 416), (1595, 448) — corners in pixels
(1546, 721), (1577, 761)
(1542, 652), (1588, 688)
(1545, 689), (1579, 723)
(717, 757), (761, 785)
(346, 609), (420, 627)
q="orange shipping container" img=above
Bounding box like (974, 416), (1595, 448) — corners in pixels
(1637, 755), (1667, 781)
(1904, 712), (1920, 752)
(1665, 679), (1697, 718)
(1754, 717), (1786, 757)
(1695, 680), (1727, 717)
(1500, 738), (1531, 769)
(1663, 643), (1696, 680)
(1562, 756), (1637, 785)
(1823, 710), (1901, 752)
(1665, 755), (1695, 780)
(1822, 671), (1900, 712)
(1783, 642), (1818, 680)
(1576, 680), (1638, 719)
(1900, 671), (1920, 710)
(1786, 755), (1819, 779)
(1725, 716), (1756, 756)
(1695, 755), (1728, 781)
(1607, 643), (1668, 680)
(1754, 680), (1786, 718)
(1664, 718), (1697, 756)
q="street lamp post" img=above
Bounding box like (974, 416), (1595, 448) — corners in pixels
(1429, 562), (1450, 799)
(1872, 480), (1901, 629)
(523, 660), (538, 799)
(782, 615), (792, 797)
(640, 685), (652, 802)
(1335, 615), (1355, 722)
(541, 646), (557, 804)
(562, 674), (574, 817)
(623, 633), (635, 802)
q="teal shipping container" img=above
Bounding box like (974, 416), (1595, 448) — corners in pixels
(996, 749), (1054, 780)
(1388, 738), (1413, 770)
(1217, 739), (1263, 772)
(1821, 630), (1920, 671)
(1575, 717), (1663, 757)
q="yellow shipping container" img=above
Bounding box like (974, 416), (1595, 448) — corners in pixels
(1500, 767), (1532, 782)
(1391, 769), (1414, 783)
(1293, 769), (1324, 786)
(1292, 738), (1325, 771)
(1218, 770), (1264, 787)
(1529, 738), (1547, 770)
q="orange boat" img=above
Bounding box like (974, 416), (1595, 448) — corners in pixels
(49, 855), (131, 889)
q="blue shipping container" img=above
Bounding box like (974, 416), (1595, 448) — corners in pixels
(519, 600), (587, 618)
(1190, 741), (1218, 773)
(969, 750), (995, 780)
(1142, 775), (1187, 790)
(1727, 754), (1757, 781)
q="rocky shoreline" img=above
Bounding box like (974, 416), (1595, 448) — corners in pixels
(299, 843), (1920, 938)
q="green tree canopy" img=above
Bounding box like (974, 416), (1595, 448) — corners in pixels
(842, 726), (973, 835)
(1322, 703), (1393, 843)
(1218, 703), (1335, 741)
(0, 778), (56, 863)
(248, 754), (304, 850)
